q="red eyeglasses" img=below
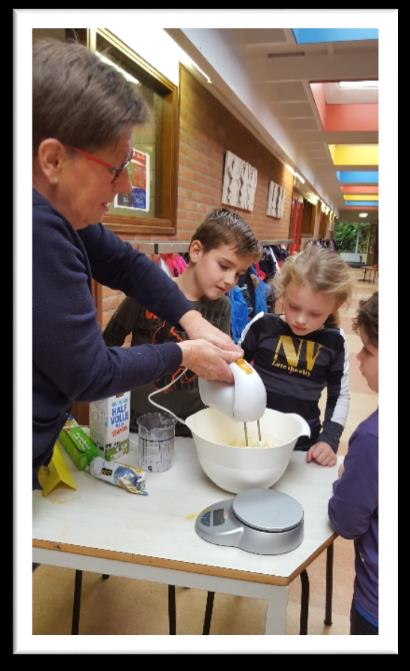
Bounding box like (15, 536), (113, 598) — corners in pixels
(68, 146), (135, 183)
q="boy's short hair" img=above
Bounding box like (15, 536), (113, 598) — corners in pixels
(352, 291), (378, 347)
(190, 208), (261, 260)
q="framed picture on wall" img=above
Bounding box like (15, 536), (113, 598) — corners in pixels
(221, 150), (258, 212)
(92, 28), (178, 235)
(267, 180), (285, 218)
(114, 149), (150, 212)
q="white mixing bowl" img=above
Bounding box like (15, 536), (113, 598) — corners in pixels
(185, 407), (311, 493)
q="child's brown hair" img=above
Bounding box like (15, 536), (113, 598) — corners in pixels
(190, 208), (261, 261)
(352, 292), (378, 347)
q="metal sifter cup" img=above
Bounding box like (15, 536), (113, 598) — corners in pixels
(136, 412), (175, 472)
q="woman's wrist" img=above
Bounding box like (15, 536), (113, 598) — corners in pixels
(176, 340), (193, 368)
(179, 310), (202, 337)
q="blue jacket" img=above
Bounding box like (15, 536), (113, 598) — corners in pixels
(33, 189), (191, 488)
(229, 286), (249, 343)
(328, 409), (378, 625)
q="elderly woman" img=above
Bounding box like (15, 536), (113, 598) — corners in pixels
(32, 38), (242, 489)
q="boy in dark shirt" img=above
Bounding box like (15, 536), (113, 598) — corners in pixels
(103, 209), (261, 435)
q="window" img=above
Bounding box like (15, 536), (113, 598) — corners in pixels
(57, 28), (179, 235)
(91, 30), (178, 235)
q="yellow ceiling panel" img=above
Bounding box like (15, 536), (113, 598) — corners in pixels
(344, 194), (379, 201)
(328, 144), (378, 166)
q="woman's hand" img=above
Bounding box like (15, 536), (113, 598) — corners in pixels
(306, 442), (337, 467)
(179, 310), (243, 355)
(177, 339), (240, 383)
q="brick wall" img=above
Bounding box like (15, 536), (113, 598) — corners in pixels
(177, 66), (293, 240)
(100, 65), (292, 329)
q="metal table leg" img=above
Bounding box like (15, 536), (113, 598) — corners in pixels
(324, 543), (334, 626)
(202, 591), (215, 635)
(71, 569), (83, 635)
(168, 585), (176, 634)
(299, 570), (309, 634)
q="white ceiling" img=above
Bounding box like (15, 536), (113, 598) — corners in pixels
(166, 28), (378, 221)
(323, 82), (378, 105)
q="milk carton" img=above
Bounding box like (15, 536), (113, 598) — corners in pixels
(89, 392), (130, 461)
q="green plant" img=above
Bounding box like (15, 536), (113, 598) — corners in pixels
(357, 223), (370, 254)
(334, 222), (358, 252)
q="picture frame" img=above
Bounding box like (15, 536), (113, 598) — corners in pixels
(114, 149), (150, 212)
(267, 180), (285, 218)
(221, 150), (258, 212)
(93, 29), (178, 235)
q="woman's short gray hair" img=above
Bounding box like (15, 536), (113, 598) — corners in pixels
(33, 38), (147, 153)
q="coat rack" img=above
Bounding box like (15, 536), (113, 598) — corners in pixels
(259, 239), (293, 246)
(135, 241), (191, 255)
(135, 239), (293, 254)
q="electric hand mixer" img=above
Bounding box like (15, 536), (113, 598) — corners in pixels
(148, 358), (267, 446)
(198, 359), (267, 445)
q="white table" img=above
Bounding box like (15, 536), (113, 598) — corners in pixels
(33, 437), (337, 634)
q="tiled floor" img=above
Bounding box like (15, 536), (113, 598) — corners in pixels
(32, 267), (378, 637)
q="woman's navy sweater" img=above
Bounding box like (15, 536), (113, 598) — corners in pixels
(33, 189), (191, 488)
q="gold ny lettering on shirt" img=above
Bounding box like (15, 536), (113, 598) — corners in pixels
(273, 336), (322, 372)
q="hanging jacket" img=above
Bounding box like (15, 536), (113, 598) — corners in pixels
(259, 246), (278, 279)
(161, 253), (188, 277)
(248, 265), (267, 317)
(253, 276), (268, 315)
(229, 286), (250, 343)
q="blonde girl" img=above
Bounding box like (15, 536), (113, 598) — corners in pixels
(240, 245), (352, 466)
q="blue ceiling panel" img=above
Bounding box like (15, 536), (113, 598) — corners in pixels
(292, 29), (378, 44)
(337, 171), (379, 185)
(344, 201), (379, 207)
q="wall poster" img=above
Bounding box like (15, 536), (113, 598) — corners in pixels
(221, 150), (258, 212)
(114, 149), (150, 212)
(266, 180), (285, 218)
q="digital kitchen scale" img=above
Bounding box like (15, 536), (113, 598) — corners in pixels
(195, 489), (304, 555)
